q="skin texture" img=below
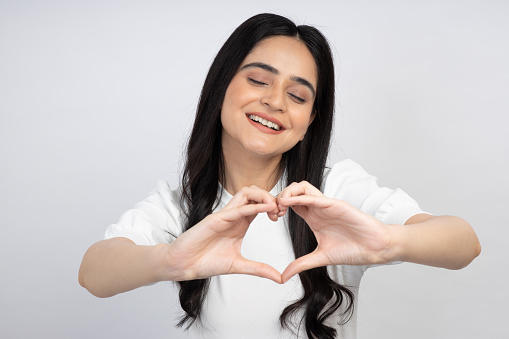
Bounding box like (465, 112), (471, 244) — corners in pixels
(221, 36), (316, 194)
(221, 36), (316, 158)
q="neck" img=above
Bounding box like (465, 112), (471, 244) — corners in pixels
(221, 149), (283, 196)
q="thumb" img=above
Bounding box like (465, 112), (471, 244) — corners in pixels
(281, 252), (326, 283)
(232, 257), (282, 284)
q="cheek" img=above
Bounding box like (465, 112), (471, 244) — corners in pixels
(294, 111), (314, 140)
(294, 110), (313, 128)
(222, 85), (234, 111)
(221, 87), (239, 123)
(221, 83), (248, 130)
(224, 78), (258, 108)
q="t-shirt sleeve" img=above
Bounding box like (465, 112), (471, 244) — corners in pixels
(323, 159), (430, 226)
(104, 180), (183, 246)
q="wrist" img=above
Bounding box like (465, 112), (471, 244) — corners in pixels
(152, 243), (180, 282)
(383, 224), (406, 264)
(153, 242), (196, 282)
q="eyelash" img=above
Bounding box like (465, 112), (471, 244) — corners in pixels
(248, 78), (267, 86)
(289, 93), (305, 103)
(248, 78), (306, 104)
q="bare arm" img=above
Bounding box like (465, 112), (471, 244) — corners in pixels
(392, 213), (481, 270)
(78, 186), (283, 297)
(276, 181), (481, 282)
(78, 237), (169, 298)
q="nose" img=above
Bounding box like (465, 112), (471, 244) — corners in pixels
(261, 86), (286, 112)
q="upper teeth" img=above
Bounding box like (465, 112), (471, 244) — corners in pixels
(248, 115), (281, 131)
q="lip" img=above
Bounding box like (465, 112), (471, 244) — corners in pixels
(245, 112), (286, 131)
(246, 116), (284, 135)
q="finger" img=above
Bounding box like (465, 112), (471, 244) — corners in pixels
(220, 202), (279, 222)
(227, 186), (278, 214)
(278, 181), (322, 200)
(277, 182), (323, 215)
(267, 212), (279, 222)
(240, 186), (277, 205)
(278, 195), (333, 209)
(281, 252), (327, 283)
(232, 257), (282, 284)
(280, 196), (368, 225)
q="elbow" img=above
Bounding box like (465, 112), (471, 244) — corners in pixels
(89, 290), (115, 299)
(474, 239), (482, 258)
(78, 260), (88, 289)
(78, 258), (113, 298)
(78, 266), (97, 296)
(471, 238), (482, 263)
(466, 218), (482, 260)
(78, 273), (114, 298)
(449, 237), (481, 270)
(454, 219), (482, 270)
(464, 225), (482, 267)
(78, 270), (86, 289)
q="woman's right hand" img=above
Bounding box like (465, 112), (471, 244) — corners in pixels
(160, 186), (282, 283)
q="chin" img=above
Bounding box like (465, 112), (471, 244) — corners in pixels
(249, 149), (278, 157)
(244, 144), (280, 157)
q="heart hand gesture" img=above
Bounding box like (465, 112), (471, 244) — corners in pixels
(165, 186), (282, 283)
(277, 181), (395, 283)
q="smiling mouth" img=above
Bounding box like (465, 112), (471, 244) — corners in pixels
(248, 114), (281, 131)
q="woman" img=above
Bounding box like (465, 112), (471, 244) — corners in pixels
(79, 13), (481, 339)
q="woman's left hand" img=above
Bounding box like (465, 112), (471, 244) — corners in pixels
(277, 181), (397, 283)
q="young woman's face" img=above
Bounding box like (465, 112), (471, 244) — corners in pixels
(221, 36), (317, 158)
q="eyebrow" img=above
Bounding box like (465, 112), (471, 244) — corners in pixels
(240, 62), (316, 98)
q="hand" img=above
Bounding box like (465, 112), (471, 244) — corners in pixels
(277, 181), (395, 283)
(163, 186), (282, 283)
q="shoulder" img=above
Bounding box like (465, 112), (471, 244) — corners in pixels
(322, 159), (379, 203)
(144, 180), (182, 212)
(104, 180), (184, 245)
(322, 160), (427, 225)
(130, 180), (183, 226)
(134, 180), (183, 231)
(323, 159), (371, 186)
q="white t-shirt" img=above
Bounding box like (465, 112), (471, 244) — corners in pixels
(105, 159), (426, 338)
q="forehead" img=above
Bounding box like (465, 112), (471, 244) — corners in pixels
(241, 36), (318, 86)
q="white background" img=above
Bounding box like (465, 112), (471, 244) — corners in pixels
(1, 0), (507, 338)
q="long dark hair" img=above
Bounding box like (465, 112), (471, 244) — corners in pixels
(178, 13), (354, 338)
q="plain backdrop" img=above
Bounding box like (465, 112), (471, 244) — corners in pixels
(1, 0), (508, 338)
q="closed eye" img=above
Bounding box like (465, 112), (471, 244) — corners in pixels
(289, 93), (305, 103)
(248, 78), (267, 86)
